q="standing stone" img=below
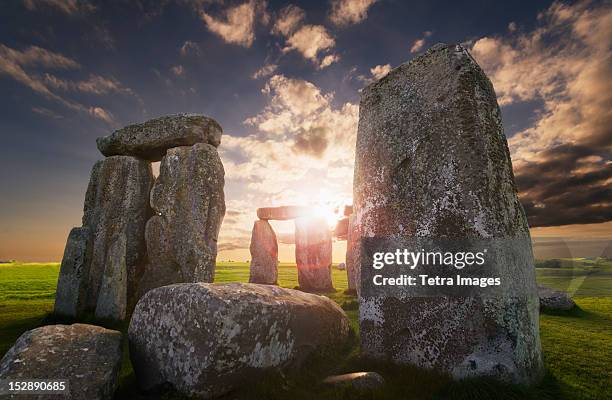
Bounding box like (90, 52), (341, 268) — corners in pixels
(345, 215), (359, 293)
(129, 283), (351, 399)
(144, 143), (225, 291)
(295, 217), (333, 292)
(249, 220), (278, 284)
(95, 233), (128, 321)
(354, 44), (542, 383)
(96, 113), (222, 161)
(54, 227), (92, 318)
(83, 156), (153, 312)
(0, 324), (122, 400)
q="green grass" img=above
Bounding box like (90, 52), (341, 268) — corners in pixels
(0, 260), (610, 399)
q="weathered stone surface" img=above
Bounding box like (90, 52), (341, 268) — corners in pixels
(345, 215), (359, 292)
(83, 156), (153, 313)
(95, 233), (127, 321)
(354, 44), (542, 383)
(96, 113), (222, 161)
(0, 324), (122, 400)
(54, 227), (92, 318)
(249, 220), (278, 284)
(128, 282), (351, 399)
(144, 143), (225, 292)
(257, 205), (312, 220)
(295, 217), (333, 292)
(323, 372), (385, 390)
(334, 216), (349, 239)
(538, 285), (576, 311)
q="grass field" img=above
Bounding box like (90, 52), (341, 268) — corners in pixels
(0, 260), (610, 399)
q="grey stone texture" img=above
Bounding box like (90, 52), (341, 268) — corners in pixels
(538, 285), (576, 311)
(142, 143), (225, 294)
(249, 220), (278, 284)
(54, 227), (92, 318)
(0, 324), (122, 400)
(96, 113), (222, 161)
(128, 282), (351, 399)
(345, 215), (359, 292)
(294, 217), (334, 292)
(95, 232), (128, 321)
(83, 156), (153, 313)
(354, 43), (543, 384)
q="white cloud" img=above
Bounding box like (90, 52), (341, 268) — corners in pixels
(88, 106), (114, 124)
(271, 4), (305, 36)
(251, 63), (278, 79)
(283, 25), (339, 68)
(410, 30), (432, 53)
(200, 1), (257, 47)
(319, 54), (340, 69)
(179, 40), (201, 56)
(329, 0), (377, 26)
(370, 63), (391, 80)
(171, 65), (185, 76)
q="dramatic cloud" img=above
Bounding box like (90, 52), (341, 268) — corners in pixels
(215, 74), (357, 253)
(329, 0), (378, 26)
(200, 1), (258, 47)
(471, 0), (612, 227)
(283, 25), (339, 68)
(370, 63), (391, 80)
(251, 63), (278, 79)
(0, 43), (134, 124)
(271, 4), (304, 36)
(410, 30), (432, 53)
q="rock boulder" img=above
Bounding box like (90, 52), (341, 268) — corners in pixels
(129, 282), (351, 399)
(538, 285), (576, 311)
(0, 324), (122, 400)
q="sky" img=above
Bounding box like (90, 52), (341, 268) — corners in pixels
(0, 0), (610, 262)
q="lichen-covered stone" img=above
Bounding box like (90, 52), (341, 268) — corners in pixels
(354, 43), (543, 384)
(83, 156), (153, 313)
(0, 324), (122, 400)
(345, 215), (359, 292)
(54, 227), (92, 318)
(96, 113), (222, 161)
(144, 143), (225, 291)
(128, 282), (351, 399)
(295, 217), (334, 292)
(95, 233), (127, 321)
(249, 220), (278, 284)
(538, 285), (576, 311)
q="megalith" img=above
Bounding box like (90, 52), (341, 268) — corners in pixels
(345, 215), (359, 293)
(143, 143), (225, 291)
(83, 156), (153, 311)
(249, 220), (278, 284)
(354, 44), (542, 383)
(96, 113), (222, 161)
(294, 217), (333, 291)
(54, 227), (92, 317)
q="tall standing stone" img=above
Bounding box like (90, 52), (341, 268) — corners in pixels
(54, 227), (92, 318)
(249, 220), (278, 284)
(83, 156), (153, 312)
(354, 44), (542, 383)
(143, 143), (225, 292)
(95, 233), (128, 321)
(294, 217), (333, 292)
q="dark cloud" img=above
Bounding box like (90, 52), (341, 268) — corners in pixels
(292, 126), (329, 157)
(515, 143), (612, 227)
